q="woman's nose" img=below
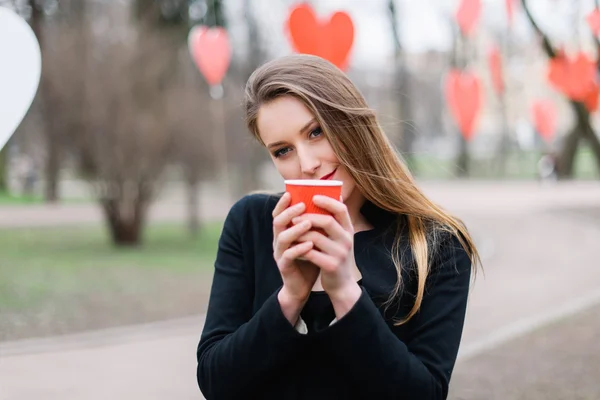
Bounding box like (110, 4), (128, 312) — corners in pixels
(298, 150), (320, 176)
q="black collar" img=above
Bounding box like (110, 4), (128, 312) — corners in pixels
(359, 200), (398, 231)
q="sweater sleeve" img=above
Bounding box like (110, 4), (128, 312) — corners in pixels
(321, 234), (472, 400)
(196, 197), (306, 400)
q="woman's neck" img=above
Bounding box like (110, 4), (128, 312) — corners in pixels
(344, 191), (373, 233)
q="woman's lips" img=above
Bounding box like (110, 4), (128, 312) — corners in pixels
(320, 168), (337, 180)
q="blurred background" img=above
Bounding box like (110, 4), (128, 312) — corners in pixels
(0, 0), (598, 399)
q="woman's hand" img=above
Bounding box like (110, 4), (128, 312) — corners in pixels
(292, 195), (362, 318)
(272, 193), (320, 324)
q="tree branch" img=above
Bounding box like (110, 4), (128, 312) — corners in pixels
(521, 0), (556, 58)
(594, 0), (600, 65)
(387, 0), (402, 55)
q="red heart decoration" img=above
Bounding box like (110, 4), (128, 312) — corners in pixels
(547, 52), (596, 102)
(445, 69), (482, 142)
(531, 99), (556, 143)
(587, 9), (600, 35)
(488, 45), (504, 95)
(455, 0), (481, 35)
(188, 25), (231, 86)
(286, 3), (354, 71)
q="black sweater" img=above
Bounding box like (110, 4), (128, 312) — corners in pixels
(197, 193), (472, 400)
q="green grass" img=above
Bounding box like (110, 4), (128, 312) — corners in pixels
(0, 222), (223, 307)
(0, 191), (92, 205)
(410, 147), (599, 180)
(0, 191), (45, 205)
(0, 222), (223, 339)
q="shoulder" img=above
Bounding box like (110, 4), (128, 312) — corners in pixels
(428, 227), (473, 277)
(232, 191), (282, 215)
(224, 191), (283, 228)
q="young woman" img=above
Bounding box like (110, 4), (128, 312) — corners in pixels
(196, 54), (480, 400)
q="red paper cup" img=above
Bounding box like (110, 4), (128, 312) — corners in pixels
(284, 179), (343, 260)
(285, 179), (343, 216)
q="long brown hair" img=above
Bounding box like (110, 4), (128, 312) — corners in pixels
(244, 54), (480, 324)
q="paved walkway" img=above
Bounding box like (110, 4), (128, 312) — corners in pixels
(0, 188), (231, 228)
(450, 303), (600, 400)
(1, 181), (599, 399)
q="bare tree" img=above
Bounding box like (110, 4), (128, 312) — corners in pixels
(490, 28), (512, 177)
(449, 19), (471, 177)
(522, 0), (600, 178)
(172, 0), (228, 235)
(75, 0), (177, 245)
(228, 0), (271, 197)
(28, 0), (86, 202)
(387, 0), (416, 171)
(168, 56), (217, 236)
(0, 152), (6, 193)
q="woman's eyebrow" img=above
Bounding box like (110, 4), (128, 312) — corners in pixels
(266, 118), (317, 149)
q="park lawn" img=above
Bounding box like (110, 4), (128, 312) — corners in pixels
(412, 146), (599, 180)
(0, 191), (91, 205)
(0, 191), (45, 205)
(0, 222), (223, 341)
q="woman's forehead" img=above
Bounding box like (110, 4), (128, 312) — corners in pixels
(257, 96), (315, 144)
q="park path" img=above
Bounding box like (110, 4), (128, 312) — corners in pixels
(1, 181), (599, 399)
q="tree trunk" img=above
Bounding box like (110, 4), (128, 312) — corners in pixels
(557, 126), (581, 178)
(241, 164), (260, 195)
(456, 136), (470, 177)
(579, 115), (600, 176)
(521, 0), (600, 179)
(102, 197), (146, 246)
(493, 70), (510, 177)
(186, 178), (201, 236)
(387, 0), (416, 172)
(233, 146), (264, 199)
(396, 65), (416, 171)
(449, 19), (471, 178)
(582, 126), (600, 174)
(558, 103), (600, 178)
(30, 3), (62, 202)
(0, 146), (7, 192)
(44, 140), (60, 202)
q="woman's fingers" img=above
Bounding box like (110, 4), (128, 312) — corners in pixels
(273, 201), (306, 241)
(296, 229), (347, 259)
(279, 240), (314, 267)
(272, 192), (291, 219)
(292, 213), (352, 244)
(300, 248), (338, 273)
(274, 220), (312, 258)
(312, 195), (353, 232)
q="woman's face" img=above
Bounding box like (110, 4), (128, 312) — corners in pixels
(256, 95), (358, 204)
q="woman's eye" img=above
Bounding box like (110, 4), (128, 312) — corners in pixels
(309, 127), (323, 138)
(273, 147), (291, 158)
(272, 127), (322, 158)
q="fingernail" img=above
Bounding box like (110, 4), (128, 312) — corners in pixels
(292, 217), (301, 224)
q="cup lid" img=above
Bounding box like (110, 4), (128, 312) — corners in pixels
(284, 179), (343, 186)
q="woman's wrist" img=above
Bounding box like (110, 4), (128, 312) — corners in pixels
(328, 282), (362, 320)
(277, 287), (307, 326)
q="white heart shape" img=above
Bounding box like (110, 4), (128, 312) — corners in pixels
(0, 7), (41, 151)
